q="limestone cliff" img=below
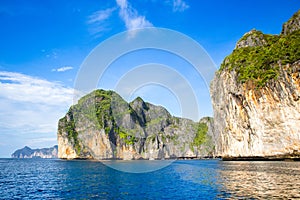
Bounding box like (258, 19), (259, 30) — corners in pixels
(211, 10), (300, 158)
(11, 145), (58, 158)
(57, 90), (214, 160)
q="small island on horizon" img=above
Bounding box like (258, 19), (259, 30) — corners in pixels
(11, 145), (58, 159)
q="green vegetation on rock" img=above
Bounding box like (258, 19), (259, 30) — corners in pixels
(73, 90), (115, 133)
(59, 89), (117, 155)
(220, 29), (300, 88)
(146, 117), (165, 127)
(119, 131), (136, 145)
(59, 88), (214, 159)
(192, 123), (208, 148)
(63, 112), (81, 154)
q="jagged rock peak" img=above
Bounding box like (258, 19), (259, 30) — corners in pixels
(235, 29), (267, 49)
(130, 96), (149, 110)
(132, 96), (144, 103)
(282, 10), (300, 35)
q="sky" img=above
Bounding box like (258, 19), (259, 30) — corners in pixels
(0, 0), (299, 157)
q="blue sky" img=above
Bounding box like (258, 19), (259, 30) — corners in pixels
(0, 0), (299, 157)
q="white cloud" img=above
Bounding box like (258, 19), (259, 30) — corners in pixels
(116, 0), (153, 30)
(87, 7), (116, 36)
(87, 0), (152, 36)
(52, 66), (73, 72)
(169, 0), (189, 12)
(0, 71), (74, 104)
(0, 71), (74, 136)
(88, 7), (116, 24)
(116, 0), (127, 9)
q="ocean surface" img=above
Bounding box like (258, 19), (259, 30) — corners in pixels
(1, 159), (300, 199)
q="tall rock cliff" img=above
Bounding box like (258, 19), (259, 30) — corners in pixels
(57, 90), (215, 160)
(211, 10), (300, 158)
(11, 145), (58, 158)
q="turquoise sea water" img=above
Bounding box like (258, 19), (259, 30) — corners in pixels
(0, 159), (299, 199)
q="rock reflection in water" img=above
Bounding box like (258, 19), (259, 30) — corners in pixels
(218, 161), (300, 199)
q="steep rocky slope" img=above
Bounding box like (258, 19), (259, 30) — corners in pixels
(211, 10), (300, 159)
(11, 145), (58, 158)
(57, 90), (214, 160)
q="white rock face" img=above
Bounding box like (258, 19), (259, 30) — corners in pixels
(211, 62), (300, 157)
(57, 134), (78, 159)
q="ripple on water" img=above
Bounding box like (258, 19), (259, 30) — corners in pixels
(218, 161), (300, 199)
(0, 159), (299, 199)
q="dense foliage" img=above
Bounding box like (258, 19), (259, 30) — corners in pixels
(220, 29), (300, 88)
(119, 131), (136, 145)
(64, 90), (140, 148)
(192, 123), (208, 148)
(63, 113), (81, 154)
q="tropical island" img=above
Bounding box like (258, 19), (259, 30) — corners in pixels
(57, 10), (300, 161)
(57, 90), (215, 160)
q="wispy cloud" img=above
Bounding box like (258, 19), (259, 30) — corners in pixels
(52, 66), (73, 72)
(87, 0), (153, 36)
(87, 7), (116, 36)
(46, 50), (58, 59)
(0, 71), (74, 135)
(167, 0), (189, 12)
(116, 0), (153, 30)
(88, 7), (116, 24)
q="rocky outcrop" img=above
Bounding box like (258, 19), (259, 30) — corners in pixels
(11, 145), (58, 158)
(282, 10), (300, 35)
(235, 29), (267, 49)
(57, 90), (214, 160)
(210, 10), (300, 159)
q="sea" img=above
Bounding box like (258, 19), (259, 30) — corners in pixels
(0, 159), (299, 199)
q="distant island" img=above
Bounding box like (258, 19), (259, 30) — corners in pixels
(11, 145), (58, 158)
